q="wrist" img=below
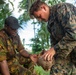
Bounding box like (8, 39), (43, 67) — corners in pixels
(29, 54), (32, 58)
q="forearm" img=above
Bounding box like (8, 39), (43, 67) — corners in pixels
(0, 60), (10, 75)
(54, 36), (76, 58)
(54, 20), (76, 58)
(19, 49), (31, 58)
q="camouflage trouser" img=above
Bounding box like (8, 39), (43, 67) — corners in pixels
(50, 58), (76, 75)
(9, 64), (34, 75)
(7, 54), (36, 75)
(0, 61), (35, 75)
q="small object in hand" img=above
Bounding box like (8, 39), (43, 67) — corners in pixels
(37, 50), (55, 71)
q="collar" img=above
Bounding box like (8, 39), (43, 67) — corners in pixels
(48, 6), (57, 26)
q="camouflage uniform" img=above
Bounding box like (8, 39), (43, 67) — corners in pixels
(47, 3), (76, 75)
(0, 29), (36, 75)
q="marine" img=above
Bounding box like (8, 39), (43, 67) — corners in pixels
(29, 0), (76, 75)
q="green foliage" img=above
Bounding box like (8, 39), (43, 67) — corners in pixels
(0, 0), (5, 4)
(0, 0), (14, 29)
(47, 0), (66, 5)
(0, 4), (11, 29)
(34, 65), (50, 75)
(30, 37), (42, 53)
(37, 22), (50, 49)
(18, 0), (36, 12)
(18, 0), (34, 23)
(29, 21), (50, 51)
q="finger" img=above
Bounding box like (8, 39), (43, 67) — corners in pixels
(44, 53), (49, 61)
(47, 54), (51, 61)
(50, 54), (53, 60)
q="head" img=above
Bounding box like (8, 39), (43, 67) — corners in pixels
(4, 16), (20, 36)
(29, 0), (50, 22)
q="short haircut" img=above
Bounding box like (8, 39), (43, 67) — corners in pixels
(29, 0), (47, 19)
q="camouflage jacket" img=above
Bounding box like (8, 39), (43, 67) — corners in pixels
(0, 29), (25, 62)
(47, 3), (76, 60)
(0, 29), (36, 75)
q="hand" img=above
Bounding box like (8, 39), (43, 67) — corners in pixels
(42, 47), (56, 61)
(30, 54), (38, 64)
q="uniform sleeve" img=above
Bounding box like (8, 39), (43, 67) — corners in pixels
(54, 3), (76, 58)
(0, 37), (7, 61)
(47, 25), (57, 46)
(50, 35), (57, 47)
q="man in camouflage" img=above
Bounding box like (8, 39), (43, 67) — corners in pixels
(29, 0), (76, 75)
(0, 16), (37, 75)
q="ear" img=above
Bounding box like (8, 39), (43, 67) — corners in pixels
(40, 5), (46, 11)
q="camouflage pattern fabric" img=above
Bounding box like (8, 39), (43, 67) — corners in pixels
(0, 29), (36, 75)
(47, 3), (76, 75)
(16, 53), (36, 75)
(50, 58), (76, 75)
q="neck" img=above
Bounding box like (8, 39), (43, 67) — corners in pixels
(47, 6), (51, 20)
(4, 29), (17, 37)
